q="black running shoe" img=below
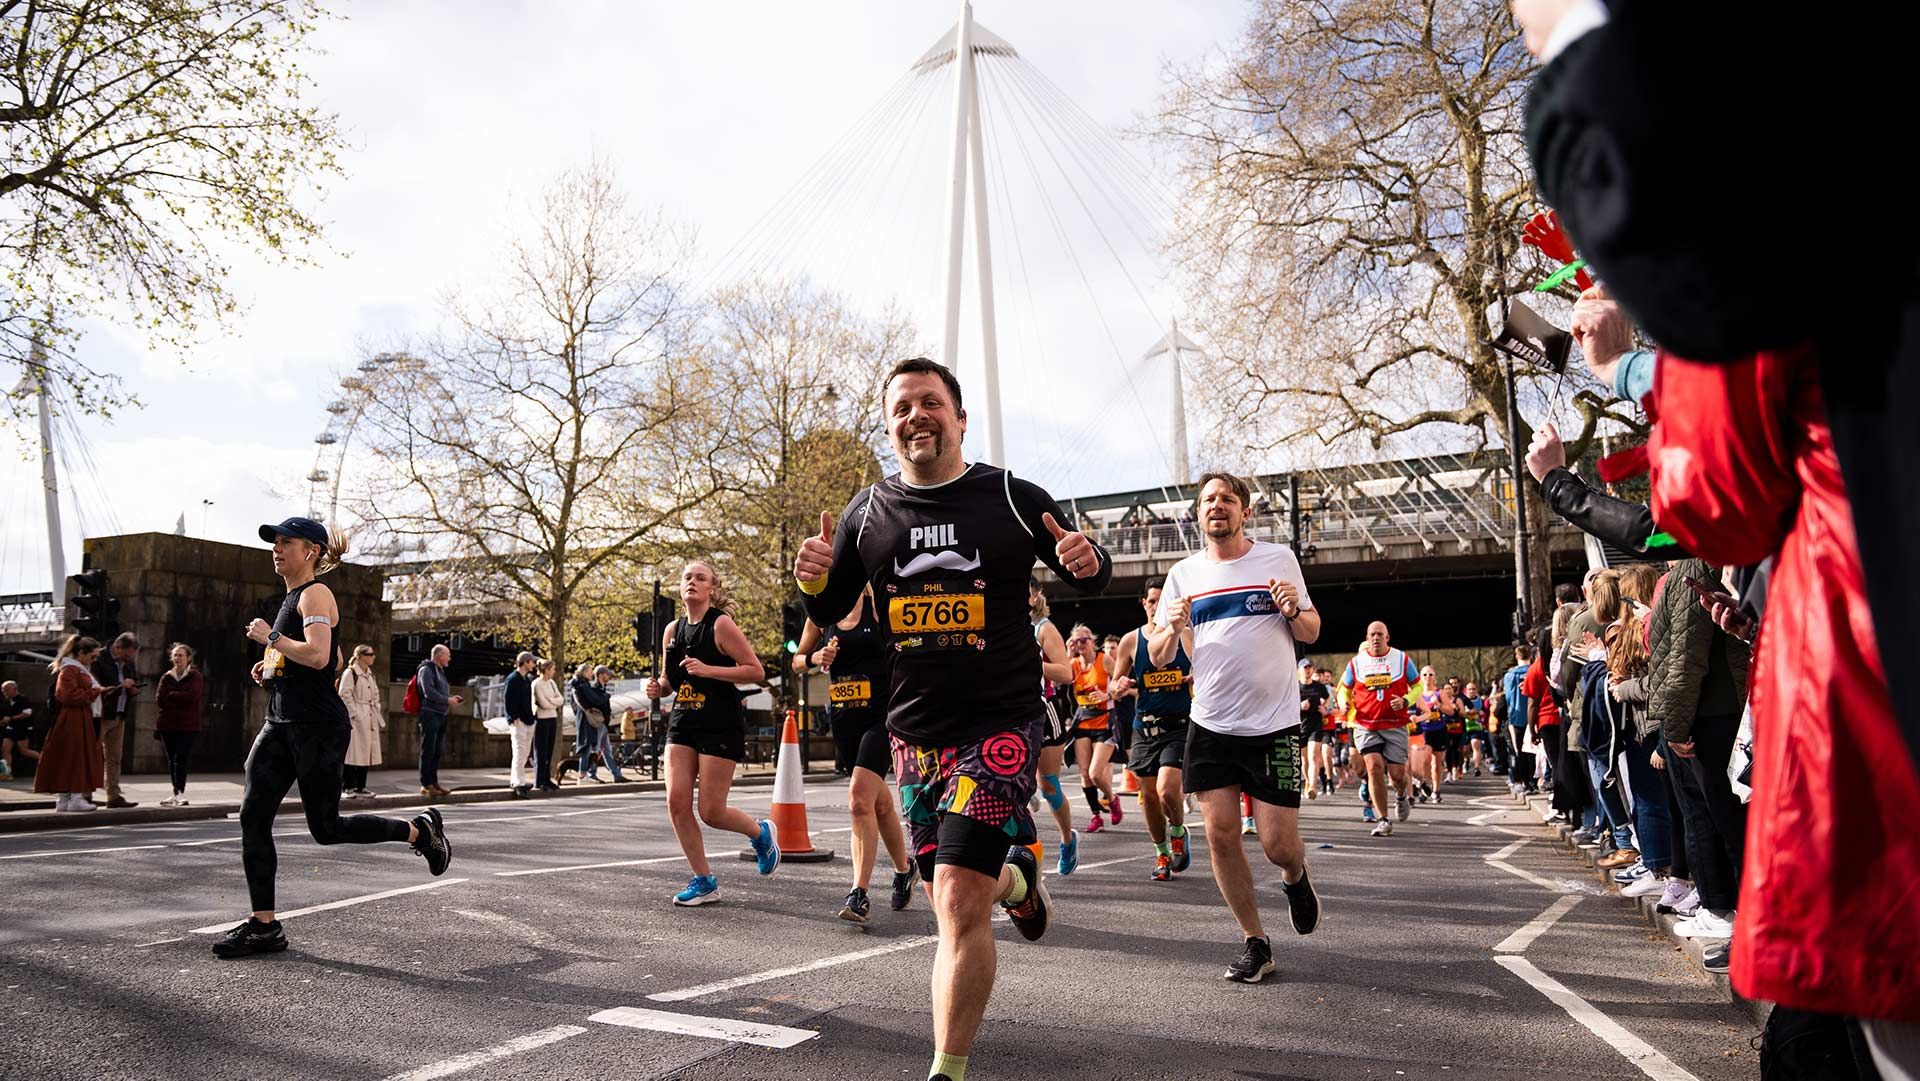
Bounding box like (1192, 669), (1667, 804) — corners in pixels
(1701, 942), (1731, 974)
(411, 807), (451, 875)
(1283, 867), (1321, 935)
(838, 887), (871, 924)
(1001, 844), (1051, 942)
(211, 918), (287, 959)
(1225, 935), (1274, 983)
(890, 864), (920, 911)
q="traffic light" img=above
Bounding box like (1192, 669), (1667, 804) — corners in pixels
(630, 611), (648, 653)
(67, 569), (119, 640)
(782, 598), (808, 654)
(632, 589), (676, 656)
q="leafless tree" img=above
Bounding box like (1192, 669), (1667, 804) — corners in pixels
(1154, 0), (1641, 616)
(352, 160), (715, 668)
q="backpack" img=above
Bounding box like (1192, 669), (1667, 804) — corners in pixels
(402, 672), (422, 715)
(1758, 1006), (1871, 1080)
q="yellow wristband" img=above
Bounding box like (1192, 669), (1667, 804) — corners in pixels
(797, 575), (827, 596)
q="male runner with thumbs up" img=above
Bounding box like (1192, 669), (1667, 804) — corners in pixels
(794, 357), (1110, 1081)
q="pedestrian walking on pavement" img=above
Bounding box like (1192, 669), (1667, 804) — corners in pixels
(154, 643), (205, 806)
(213, 516), (450, 960)
(338, 644), (384, 797)
(35, 635), (108, 811)
(414, 645), (462, 798)
(576, 666), (626, 783)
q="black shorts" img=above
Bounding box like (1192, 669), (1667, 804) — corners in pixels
(1042, 695), (1075, 748)
(1309, 729), (1337, 745)
(1128, 715), (1187, 776)
(665, 715), (746, 762)
(1422, 729), (1452, 755)
(831, 708), (891, 776)
(1184, 724), (1302, 809)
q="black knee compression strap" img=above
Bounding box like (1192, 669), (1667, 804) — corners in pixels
(934, 813), (1015, 880)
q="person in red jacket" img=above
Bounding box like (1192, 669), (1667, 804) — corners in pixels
(1647, 346), (1920, 1054)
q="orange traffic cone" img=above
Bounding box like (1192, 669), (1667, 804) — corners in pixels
(1122, 768), (1141, 794)
(741, 711), (834, 864)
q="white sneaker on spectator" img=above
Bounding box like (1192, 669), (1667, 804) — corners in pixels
(1621, 873), (1667, 899)
(1674, 909), (1735, 939)
(1672, 887), (1702, 917)
(1613, 860), (1650, 883)
(1655, 880), (1693, 911)
(65, 796), (98, 812)
(158, 795), (178, 807)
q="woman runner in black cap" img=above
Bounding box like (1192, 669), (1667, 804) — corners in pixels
(211, 516), (452, 959)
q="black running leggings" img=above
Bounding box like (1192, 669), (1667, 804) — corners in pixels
(241, 721), (411, 911)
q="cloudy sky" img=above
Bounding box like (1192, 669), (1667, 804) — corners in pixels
(0, 0), (1249, 594)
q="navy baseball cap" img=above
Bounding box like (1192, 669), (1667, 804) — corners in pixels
(259, 517), (329, 546)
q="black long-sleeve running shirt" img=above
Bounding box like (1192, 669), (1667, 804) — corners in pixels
(802, 463), (1112, 746)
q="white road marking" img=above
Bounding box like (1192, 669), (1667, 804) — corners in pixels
(1045, 855), (1140, 876)
(1494, 894), (1583, 953)
(647, 935), (940, 1002)
(134, 936), (186, 948)
(188, 878), (468, 934)
(1485, 859), (1573, 893)
(1487, 838), (1529, 861)
(0, 843), (169, 860)
(495, 855), (685, 877)
(379, 1023), (587, 1081)
(590, 1006), (817, 1048)
(1495, 956), (1701, 1081)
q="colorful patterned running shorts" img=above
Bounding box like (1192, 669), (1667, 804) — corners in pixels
(893, 713), (1043, 869)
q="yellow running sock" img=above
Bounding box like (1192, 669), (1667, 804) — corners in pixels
(930, 1051), (968, 1079)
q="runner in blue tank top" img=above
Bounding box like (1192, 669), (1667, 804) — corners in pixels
(1109, 578), (1195, 882)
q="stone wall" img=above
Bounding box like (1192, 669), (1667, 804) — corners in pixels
(81, 533), (395, 774)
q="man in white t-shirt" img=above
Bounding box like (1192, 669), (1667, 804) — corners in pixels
(1151, 472), (1323, 984)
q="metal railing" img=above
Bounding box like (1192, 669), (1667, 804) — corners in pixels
(1081, 458), (1541, 563)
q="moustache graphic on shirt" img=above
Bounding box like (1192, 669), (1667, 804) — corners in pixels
(892, 549), (984, 577)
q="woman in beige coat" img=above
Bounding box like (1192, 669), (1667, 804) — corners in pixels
(337, 644), (385, 798)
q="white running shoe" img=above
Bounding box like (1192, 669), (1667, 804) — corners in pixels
(1674, 909), (1735, 939)
(1620, 873), (1667, 899)
(158, 795), (178, 808)
(65, 796), (98, 812)
(1370, 819), (1393, 837)
(1670, 886), (1702, 917)
(1396, 794), (1411, 822)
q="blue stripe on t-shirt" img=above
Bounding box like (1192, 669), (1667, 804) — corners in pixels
(1190, 588), (1278, 627)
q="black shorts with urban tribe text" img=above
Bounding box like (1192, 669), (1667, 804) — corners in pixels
(1184, 723), (1302, 809)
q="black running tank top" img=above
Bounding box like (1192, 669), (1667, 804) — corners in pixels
(825, 600), (886, 717)
(667, 608), (742, 729)
(263, 581), (347, 725)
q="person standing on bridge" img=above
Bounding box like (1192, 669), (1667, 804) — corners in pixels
(1339, 622), (1420, 837)
(643, 560), (776, 907)
(1152, 472), (1323, 983)
(213, 517), (450, 960)
(794, 357), (1110, 1081)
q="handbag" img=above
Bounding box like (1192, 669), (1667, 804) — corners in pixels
(585, 708), (607, 731)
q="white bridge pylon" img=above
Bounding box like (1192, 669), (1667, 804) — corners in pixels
(914, 2), (1017, 467)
